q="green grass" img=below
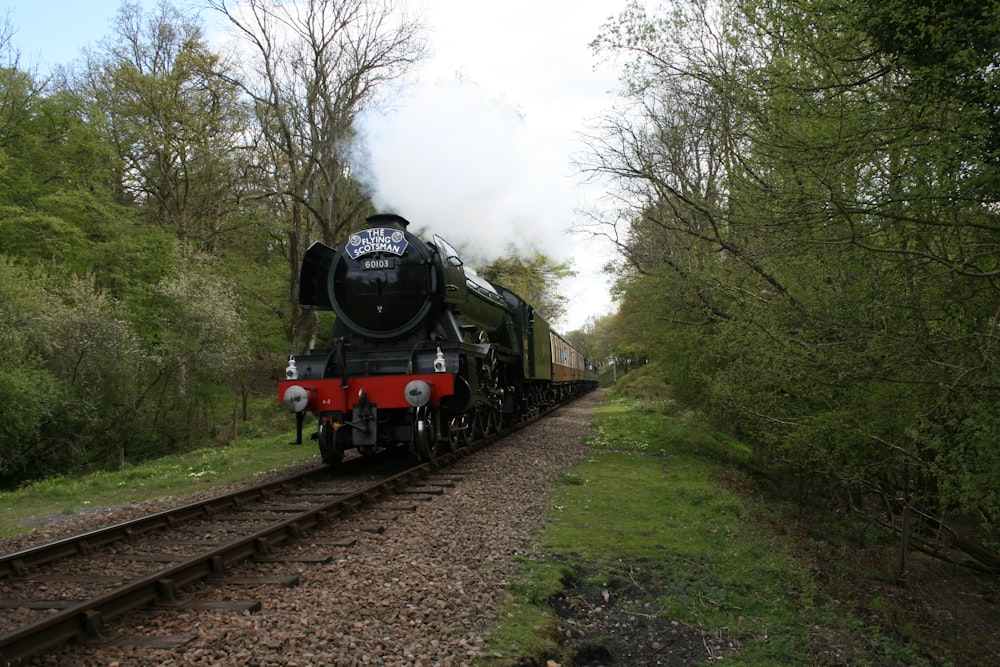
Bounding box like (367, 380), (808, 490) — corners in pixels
(0, 431), (316, 538)
(479, 384), (932, 666)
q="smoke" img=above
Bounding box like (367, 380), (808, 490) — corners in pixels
(348, 79), (581, 267)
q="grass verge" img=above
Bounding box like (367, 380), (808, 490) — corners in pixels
(0, 429), (314, 538)
(479, 384), (933, 666)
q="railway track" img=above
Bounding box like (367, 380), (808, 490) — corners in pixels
(0, 425), (510, 666)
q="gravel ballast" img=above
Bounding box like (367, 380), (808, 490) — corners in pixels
(11, 392), (600, 666)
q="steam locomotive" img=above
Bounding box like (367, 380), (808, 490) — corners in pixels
(277, 213), (598, 464)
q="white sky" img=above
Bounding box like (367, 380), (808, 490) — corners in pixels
(5, 0), (625, 331)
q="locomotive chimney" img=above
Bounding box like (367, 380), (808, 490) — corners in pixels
(365, 213), (410, 230)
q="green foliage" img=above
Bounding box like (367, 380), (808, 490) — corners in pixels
(0, 260), (56, 475)
(83, 1), (249, 252)
(863, 0), (1000, 182)
(45, 275), (145, 461)
(0, 206), (88, 261)
(0, 364), (62, 479)
(0, 260), (141, 481)
(118, 261), (252, 457)
(216, 237), (293, 357)
(0, 68), (116, 206)
(588, 0), (1000, 566)
(478, 251), (576, 324)
(863, 0), (1000, 114)
(0, 232), (250, 484)
(148, 266), (249, 376)
(915, 396), (1000, 545)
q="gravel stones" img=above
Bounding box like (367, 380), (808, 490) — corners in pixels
(8, 392), (600, 666)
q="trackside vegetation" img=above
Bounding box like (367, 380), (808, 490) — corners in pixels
(0, 400), (314, 538)
(481, 377), (996, 666)
(568, 0), (1000, 588)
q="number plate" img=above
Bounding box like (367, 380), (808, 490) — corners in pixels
(361, 257), (395, 270)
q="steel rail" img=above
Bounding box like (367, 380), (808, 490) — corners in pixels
(0, 462), (334, 581)
(0, 458), (449, 666)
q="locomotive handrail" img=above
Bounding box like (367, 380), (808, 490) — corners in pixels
(333, 336), (349, 389)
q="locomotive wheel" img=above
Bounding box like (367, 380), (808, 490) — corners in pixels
(448, 413), (470, 451)
(486, 404), (502, 435)
(471, 405), (489, 438)
(474, 403), (501, 437)
(413, 406), (438, 462)
(318, 421), (345, 465)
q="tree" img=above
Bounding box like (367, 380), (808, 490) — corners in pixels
(863, 0), (1000, 175)
(77, 0), (249, 255)
(207, 0), (426, 351)
(0, 260), (145, 482)
(587, 0), (1000, 569)
(0, 258), (60, 483)
(0, 66), (116, 208)
(0, 8), (258, 483)
(136, 265), (250, 454)
(478, 252), (576, 325)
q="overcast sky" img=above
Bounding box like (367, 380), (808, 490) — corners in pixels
(5, 0), (626, 331)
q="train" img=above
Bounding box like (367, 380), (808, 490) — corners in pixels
(277, 213), (599, 464)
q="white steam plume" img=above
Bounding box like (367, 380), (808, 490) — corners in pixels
(348, 80), (580, 267)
